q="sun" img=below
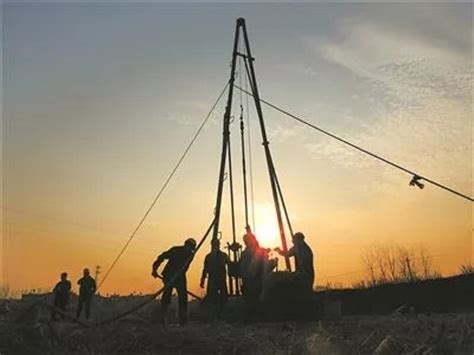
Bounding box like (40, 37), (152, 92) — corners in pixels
(253, 203), (281, 248)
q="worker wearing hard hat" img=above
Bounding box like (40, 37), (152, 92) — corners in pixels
(275, 232), (314, 292)
(152, 237), (197, 326)
(200, 238), (229, 308)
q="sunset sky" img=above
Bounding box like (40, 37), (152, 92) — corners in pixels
(2, 2), (472, 296)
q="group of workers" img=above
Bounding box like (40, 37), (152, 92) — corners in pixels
(152, 226), (314, 325)
(50, 227), (313, 325)
(51, 268), (97, 320)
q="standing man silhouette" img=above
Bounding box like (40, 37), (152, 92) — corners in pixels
(275, 232), (314, 292)
(76, 268), (97, 320)
(200, 238), (229, 308)
(239, 227), (264, 322)
(52, 272), (71, 320)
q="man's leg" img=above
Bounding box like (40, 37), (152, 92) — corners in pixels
(219, 279), (228, 306)
(84, 297), (91, 319)
(52, 297), (60, 321)
(58, 298), (67, 320)
(296, 273), (313, 295)
(160, 284), (172, 324)
(176, 278), (188, 325)
(207, 278), (217, 305)
(76, 298), (83, 318)
(241, 280), (254, 323)
(246, 280), (261, 322)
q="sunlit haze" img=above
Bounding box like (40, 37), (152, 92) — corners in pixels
(2, 2), (472, 296)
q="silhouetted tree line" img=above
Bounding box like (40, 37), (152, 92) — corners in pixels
(360, 244), (442, 286)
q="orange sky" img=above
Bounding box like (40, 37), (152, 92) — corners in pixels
(2, 3), (472, 296)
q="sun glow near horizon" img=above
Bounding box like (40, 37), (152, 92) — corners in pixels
(3, 3), (472, 295)
(253, 203), (283, 249)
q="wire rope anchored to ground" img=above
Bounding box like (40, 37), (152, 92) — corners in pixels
(37, 218), (215, 329)
(93, 218), (216, 327)
(97, 81), (230, 291)
(235, 85), (473, 203)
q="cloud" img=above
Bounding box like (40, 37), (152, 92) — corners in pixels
(301, 20), (472, 192)
(274, 62), (319, 78)
(163, 97), (226, 127)
(268, 121), (307, 143)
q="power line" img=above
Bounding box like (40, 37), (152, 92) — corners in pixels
(98, 81), (230, 290)
(235, 86), (473, 203)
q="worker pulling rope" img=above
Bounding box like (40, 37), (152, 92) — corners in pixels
(93, 218), (216, 327)
(235, 85), (473, 203)
(98, 81), (230, 290)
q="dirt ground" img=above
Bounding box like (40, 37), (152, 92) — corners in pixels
(0, 297), (472, 354)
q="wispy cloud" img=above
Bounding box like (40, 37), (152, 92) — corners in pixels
(274, 62), (319, 78)
(301, 20), (472, 191)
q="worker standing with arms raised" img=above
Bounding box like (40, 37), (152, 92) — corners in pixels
(275, 232), (314, 292)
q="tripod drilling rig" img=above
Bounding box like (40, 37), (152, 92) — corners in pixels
(210, 18), (295, 295)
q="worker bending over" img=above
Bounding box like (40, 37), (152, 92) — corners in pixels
(152, 238), (196, 326)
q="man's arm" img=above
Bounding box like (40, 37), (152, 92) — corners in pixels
(53, 282), (60, 293)
(152, 249), (170, 277)
(274, 246), (295, 258)
(224, 252), (230, 265)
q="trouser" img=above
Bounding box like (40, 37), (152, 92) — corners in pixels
(161, 276), (188, 325)
(242, 277), (262, 322)
(206, 277), (228, 306)
(52, 296), (68, 320)
(76, 296), (92, 319)
(295, 272), (314, 294)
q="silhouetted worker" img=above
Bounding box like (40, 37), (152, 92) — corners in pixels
(275, 232), (314, 292)
(52, 272), (71, 320)
(200, 238), (229, 307)
(76, 268), (97, 319)
(152, 237), (197, 326)
(239, 227), (264, 322)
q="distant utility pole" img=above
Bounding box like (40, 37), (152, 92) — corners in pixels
(95, 265), (101, 291)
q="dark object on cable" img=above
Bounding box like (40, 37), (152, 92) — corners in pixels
(409, 175), (425, 189)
